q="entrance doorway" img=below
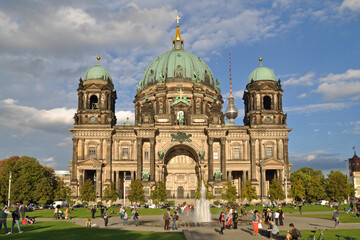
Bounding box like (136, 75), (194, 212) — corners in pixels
(164, 146), (199, 199)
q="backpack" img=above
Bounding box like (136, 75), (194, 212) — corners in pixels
(296, 228), (302, 237)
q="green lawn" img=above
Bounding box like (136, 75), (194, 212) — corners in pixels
(294, 213), (360, 223)
(0, 221), (185, 240)
(280, 229), (360, 240)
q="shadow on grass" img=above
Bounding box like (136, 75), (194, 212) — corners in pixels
(0, 221), (186, 240)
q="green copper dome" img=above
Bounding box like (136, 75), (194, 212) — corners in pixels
(84, 64), (112, 82)
(138, 49), (216, 91)
(247, 58), (276, 83)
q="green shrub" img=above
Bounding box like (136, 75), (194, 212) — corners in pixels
(168, 200), (175, 206)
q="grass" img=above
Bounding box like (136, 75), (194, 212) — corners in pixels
(280, 229), (360, 240)
(294, 213), (360, 223)
(0, 221), (186, 240)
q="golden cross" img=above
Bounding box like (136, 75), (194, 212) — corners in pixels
(179, 88), (183, 99)
(176, 15), (181, 25)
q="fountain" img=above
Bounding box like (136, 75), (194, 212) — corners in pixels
(194, 180), (211, 222)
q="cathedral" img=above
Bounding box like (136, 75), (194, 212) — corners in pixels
(69, 19), (291, 203)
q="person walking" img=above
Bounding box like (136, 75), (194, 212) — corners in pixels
(103, 209), (109, 227)
(232, 209), (238, 229)
(134, 209), (139, 226)
(100, 206), (104, 219)
(91, 206), (96, 219)
(19, 204), (26, 220)
(332, 207), (340, 229)
(274, 210), (280, 226)
(120, 206), (124, 219)
(0, 206), (10, 235)
(186, 205), (190, 215)
(10, 207), (22, 234)
(172, 211), (179, 230)
(123, 210), (128, 225)
(252, 210), (260, 236)
(298, 203), (302, 215)
(279, 208), (284, 226)
(219, 212), (225, 234)
(163, 209), (170, 230)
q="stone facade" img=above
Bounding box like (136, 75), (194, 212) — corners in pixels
(69, 25), (291, 203)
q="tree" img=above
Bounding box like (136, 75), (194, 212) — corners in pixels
(79, 179), (96, 202)
(241, 180), (258, 204)
(34, 177), (55, 203)
(103, 182), (118, 203)
(194, 181), (214, 200)
(307, 176), (326, 202)
(150, 181), (167, 206)
(268, 177), (285, 201)
(221, 180), (237, 204)
(291, 167), (325, 202)
(128, 179), (145, 204)
(54, 177), (71, 201)
(290, 177), (306, 201)
(326, 170), (352, 202)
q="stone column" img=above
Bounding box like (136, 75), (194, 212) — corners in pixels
(261, 168), (266, 199)
(277, 139), (281, 160)
(283, 138), (289, 175)
(150, 138), (155, 181)
(81, 139), (85, 160)
(242, 171), (246, 186)
(136, 138), (142, 180)
(96, 169), (102, 199)
(221, 138), (226, 181)
(115, 140), (119, 160)
(131, 171), (135, 181)
(258, 140), (262, 161)
(71, 138), (79, 181)
(250, 139), (257, 181)
(208, 138), (214, 181)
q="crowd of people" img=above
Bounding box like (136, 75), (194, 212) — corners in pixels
(0, 204), (36, 235)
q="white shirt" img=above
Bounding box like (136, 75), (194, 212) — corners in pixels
(274, 212), (280, 218)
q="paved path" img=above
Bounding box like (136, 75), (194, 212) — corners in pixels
(37, 212), (360, 240)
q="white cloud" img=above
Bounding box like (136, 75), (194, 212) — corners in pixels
(313, 129), (320, 132)
(0, 98), (75, 134)
(43, 157), (55, 163)
(297, 93), (307, 98)
(285, 102), (355, 114)
(116, 111), (135, 125)
(342, 121), (360, 135)
(233, 90), (244, 98)
(283, 72), (315, 86)
(340, 0), (360, 11)
(272, 0), (293, 9)
(319, 69), (360, 82)
(290, 150), (344, 170)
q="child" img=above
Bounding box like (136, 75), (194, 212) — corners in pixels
(86, 218), (91, 228)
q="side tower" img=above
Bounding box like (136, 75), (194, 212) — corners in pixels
(70, 56), (117, 199)
(243, 57), (291, 202)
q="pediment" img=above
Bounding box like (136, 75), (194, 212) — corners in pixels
(261, 84), (276, 90)
(78, 158), (103, 166)
(260, 158), (284, 166)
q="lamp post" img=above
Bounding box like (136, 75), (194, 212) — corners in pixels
(260, 162), (266, 205)
(8, 171), (12, 207)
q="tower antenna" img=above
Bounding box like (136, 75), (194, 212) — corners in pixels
(229, 52), (233, 97)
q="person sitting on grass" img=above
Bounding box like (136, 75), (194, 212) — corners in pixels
(22, 216), (29, 225)
(29, 218), (35, 224)
(285, 223), (301, 240)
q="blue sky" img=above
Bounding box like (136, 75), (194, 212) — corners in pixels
(0, 0), (359, 175)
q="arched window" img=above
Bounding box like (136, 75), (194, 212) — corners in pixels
(263, 96), (271, 110)
(90, 95), (98, 109)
